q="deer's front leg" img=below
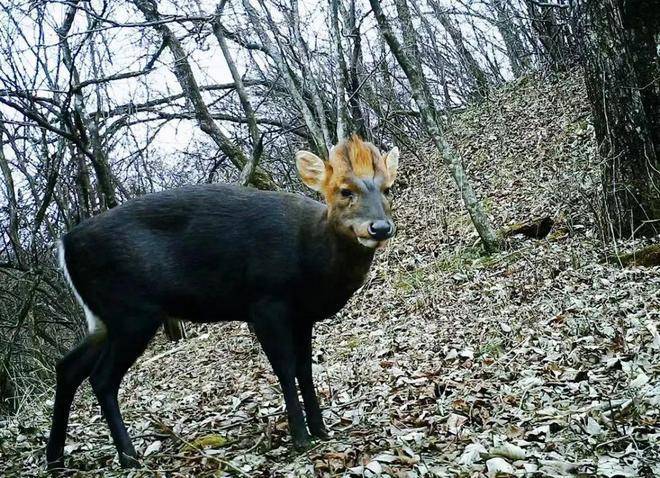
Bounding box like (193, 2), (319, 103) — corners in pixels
(251, 300), (312, 450)
(294, 321), (329, 440)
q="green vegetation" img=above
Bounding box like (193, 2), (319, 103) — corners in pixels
(479, 339), (504, 358)
(183, 434), (229, 452)
(395, 246), (523, 293)
(611, 244), (660, 267)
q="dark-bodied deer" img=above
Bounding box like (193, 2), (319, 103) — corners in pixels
(46, 135), (399, 469)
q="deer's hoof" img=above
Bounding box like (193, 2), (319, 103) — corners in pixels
(46, 456), (65, 472)
(311, 427), (330, 441)
(119, 452), (141, 469)
(292, 435), (313, 452)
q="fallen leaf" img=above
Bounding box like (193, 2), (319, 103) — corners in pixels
(144, 440), (161, 457)
(458, 442), (487, 465)
(486, 457), (515, 477)
(489, 443), (526, 460)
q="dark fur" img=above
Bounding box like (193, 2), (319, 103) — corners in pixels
(64, 184), (374, 324)
(47, 184), (377, 469)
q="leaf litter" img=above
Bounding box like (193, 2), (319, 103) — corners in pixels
(1, 73), (658, 477)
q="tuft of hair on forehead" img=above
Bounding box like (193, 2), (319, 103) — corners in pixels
(330, 134), (384, 179)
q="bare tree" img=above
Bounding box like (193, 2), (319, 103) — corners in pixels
(428, 1), (491, 100)
(329, 0), (350, 140)
(371, 0), (500, 252)
(213, 1), (263, 186)
(131, 0), (277, 190)
(58, 3), (120, 211)
(343, 0), (369, 138)
(241, 0), (328, 156)
(489, 0), (532, 77)
(523, 0), (578, 71)
(582, 0), (659, 238)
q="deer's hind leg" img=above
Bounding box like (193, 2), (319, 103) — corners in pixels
(47, 333), (106, 469)
(88, 314), (161, 468)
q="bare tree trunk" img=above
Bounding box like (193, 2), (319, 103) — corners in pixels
(71, 143), (92, 222)
(131, 0), (276, 190)
(241, 0), (327, 156)
(412, 8), (452, 108)
(582, 0), (660, 238)
(58, 3), (117, 210)
(491, 0), (531, 77)
(163, 318), (187, 342)
(288, 0), (333, 150)
(329, 0), (349, 140)
(213, 3), (263, 187)
(32, 142), (61, 238)
(524, 0), (571, 71)
(428, 0), (490, 100)
(372, 0), (500, 252)
(0, 136), (24, 268)
(344, 0), (368, 138)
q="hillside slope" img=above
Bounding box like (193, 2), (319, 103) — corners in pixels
(2, 73), (659, 477)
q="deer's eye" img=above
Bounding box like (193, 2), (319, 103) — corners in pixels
(340, 188), (353, 198)
(383, 187), (391, 196)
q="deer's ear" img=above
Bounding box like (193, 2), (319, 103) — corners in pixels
(383, 146), (399, 186)
(296, 151), (327, 192)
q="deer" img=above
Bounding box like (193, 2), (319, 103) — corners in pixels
(46, 134), (399, 469)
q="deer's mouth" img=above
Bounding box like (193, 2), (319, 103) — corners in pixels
(351, 224), (392, 249)
(352, 223), (394, 249)
(357, 237), (380, 248)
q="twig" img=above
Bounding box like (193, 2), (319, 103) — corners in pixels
(141, 333), (210, 366)
(147, 414), (251, 478)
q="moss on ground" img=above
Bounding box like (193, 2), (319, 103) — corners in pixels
(395, 246), (524, 294)
(612, 244), (660, 267)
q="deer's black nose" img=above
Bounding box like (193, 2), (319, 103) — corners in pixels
(368, 220), (393, 240)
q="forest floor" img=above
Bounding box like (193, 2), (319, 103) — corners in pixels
(2, 72), (659, 477)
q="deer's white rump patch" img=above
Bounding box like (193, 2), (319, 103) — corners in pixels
(57, 240), (105, 334)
